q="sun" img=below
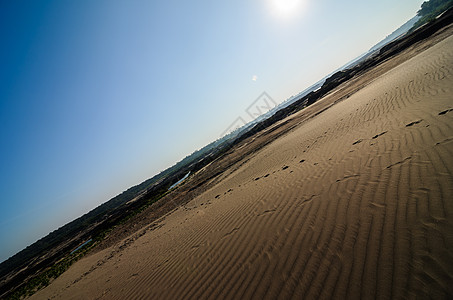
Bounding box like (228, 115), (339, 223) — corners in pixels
(270, 0), (305, 18)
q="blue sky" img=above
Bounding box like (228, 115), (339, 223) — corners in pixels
(0, 0), (424, 262)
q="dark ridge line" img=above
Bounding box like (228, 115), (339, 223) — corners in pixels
(336, 174), (360, 183)
(223, 227), (240, 238)
(386, 157), (412, 169)
(300, 194), (318, 205)
(257, 208), (277, 217)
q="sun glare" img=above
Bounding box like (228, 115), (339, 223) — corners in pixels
(270, 0), (305, 18)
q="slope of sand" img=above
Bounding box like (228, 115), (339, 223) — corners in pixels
(32, 34), (453, 299)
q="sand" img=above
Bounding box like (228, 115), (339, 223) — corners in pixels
(31, 33), (453, 299)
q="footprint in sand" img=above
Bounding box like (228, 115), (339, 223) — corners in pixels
(406, 120), (422, 127)
(438, 108), (453, 115)
(372, 131), (387, 139)
(436, 137), (453, 145)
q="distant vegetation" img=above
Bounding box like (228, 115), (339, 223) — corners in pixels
(412, 0), (453, 30)
(1, 183), (171, 299)
(6, 241), (94, 300)
(0, 116), (243, 299)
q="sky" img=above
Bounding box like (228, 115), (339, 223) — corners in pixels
(0, 0), (424, 263)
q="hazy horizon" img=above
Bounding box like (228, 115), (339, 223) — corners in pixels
(0, 0), (424, 263)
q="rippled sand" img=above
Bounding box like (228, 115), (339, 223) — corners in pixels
(32, 31), (453, 300)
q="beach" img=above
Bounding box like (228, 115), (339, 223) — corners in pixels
(31, 28), (453, 299)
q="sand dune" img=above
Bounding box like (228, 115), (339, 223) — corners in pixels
(32, 32), (453, 299)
